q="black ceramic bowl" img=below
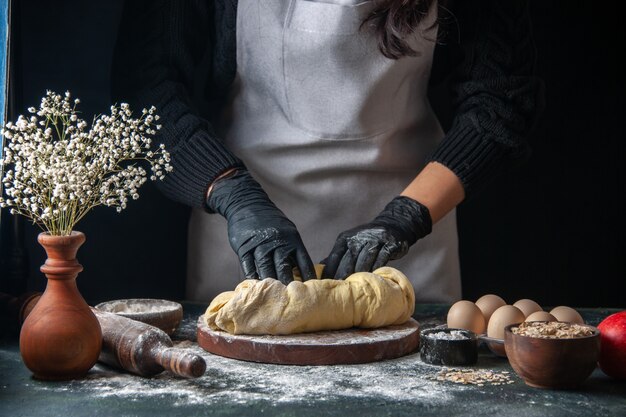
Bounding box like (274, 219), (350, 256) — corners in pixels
(420, 328), (478, 366)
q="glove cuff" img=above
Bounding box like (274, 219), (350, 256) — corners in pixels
(374, 196), (432, 245)
(205, 169), (274, 218)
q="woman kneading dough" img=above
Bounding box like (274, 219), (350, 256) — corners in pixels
(113, 1), (542, 302)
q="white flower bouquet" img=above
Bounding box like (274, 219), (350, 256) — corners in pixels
(0, 90), (172, 235)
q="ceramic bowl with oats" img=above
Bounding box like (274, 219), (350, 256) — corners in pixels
(504, 321), (600, 389)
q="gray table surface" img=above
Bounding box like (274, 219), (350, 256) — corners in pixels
(1, 303), (625, 417)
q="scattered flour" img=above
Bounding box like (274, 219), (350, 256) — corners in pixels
(34, 340), (465, 407)
(198, 317), (419, 346)
(30, 312), (504, 408)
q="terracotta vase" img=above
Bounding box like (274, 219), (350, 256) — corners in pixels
(19, 231), (102, 380)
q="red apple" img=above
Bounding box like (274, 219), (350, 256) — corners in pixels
(597, 311), (626, 380)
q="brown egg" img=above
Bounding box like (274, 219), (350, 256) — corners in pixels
(475, 294), (506, 324)
(549, 306), (584, 324)
(513, 299), (543, 318)
(487, 305), (525, 339)
(524, 311), (557, 322)
(447, 300), (486, 334)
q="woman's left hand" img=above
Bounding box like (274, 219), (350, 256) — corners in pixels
(321, 196), (432, 279)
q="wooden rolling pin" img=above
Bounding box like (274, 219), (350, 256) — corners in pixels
(92, 309), (206, 378)
(0, 291), (42, 334)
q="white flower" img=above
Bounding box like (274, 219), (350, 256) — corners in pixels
(15, 118), (28, 130)
(0, 90), (173, 236)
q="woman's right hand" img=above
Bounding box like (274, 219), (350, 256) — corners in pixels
(206, 170), (316, 284)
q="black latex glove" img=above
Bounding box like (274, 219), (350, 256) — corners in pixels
(322, 196), (432, 279)
(206, 169), (316, 284)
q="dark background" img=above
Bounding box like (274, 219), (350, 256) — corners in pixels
(1, 1), (624, 308)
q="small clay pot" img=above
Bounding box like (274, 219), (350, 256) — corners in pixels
(95, 299), (183, 335)
(504, 322), (600, 389)
(420, 328), (478, 366)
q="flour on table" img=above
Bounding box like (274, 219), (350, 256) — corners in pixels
(33, 341), (463, 407)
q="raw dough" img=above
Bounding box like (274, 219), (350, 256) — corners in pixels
(204, 266), (415, 335)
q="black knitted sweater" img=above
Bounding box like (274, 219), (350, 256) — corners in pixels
(112, 0), (542, 209)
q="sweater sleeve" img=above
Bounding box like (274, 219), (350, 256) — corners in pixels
(429, 0), (544, 196)
(111, 0), (244, 209)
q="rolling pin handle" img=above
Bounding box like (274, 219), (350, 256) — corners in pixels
(156, 348), (206, 378)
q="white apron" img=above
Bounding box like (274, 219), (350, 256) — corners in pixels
(187, 0), (461, 302)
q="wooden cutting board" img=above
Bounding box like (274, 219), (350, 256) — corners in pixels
(197, 316), (420, 365)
